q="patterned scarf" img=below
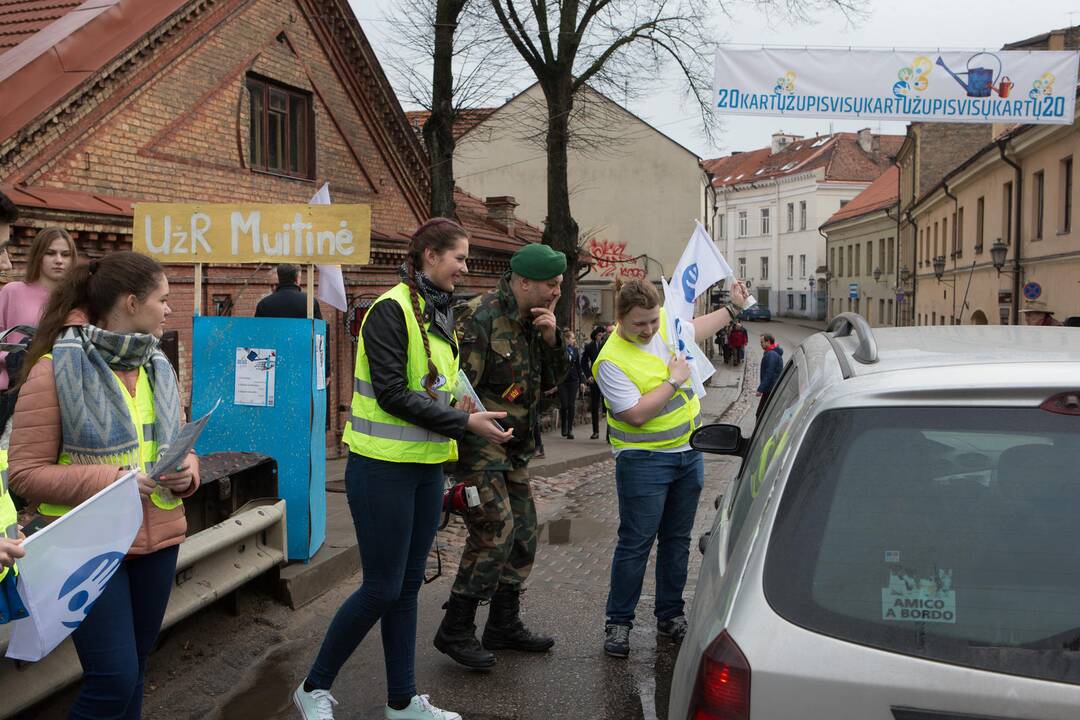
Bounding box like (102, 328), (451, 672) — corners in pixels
(52, 324), (181, 469)
(398, 263), (452, 313)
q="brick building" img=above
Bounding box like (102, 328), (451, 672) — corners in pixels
(0, 0), (537, 455)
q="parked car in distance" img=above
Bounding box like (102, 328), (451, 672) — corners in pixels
(739, 304), (771, 321)
(670, 314), (1080, 720)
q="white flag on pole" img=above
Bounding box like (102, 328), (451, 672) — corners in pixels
(668, 221), (735, 321)
(661, 276), (713, 398)
(6, 472), (142, 662)
(311, 183), (347, 312)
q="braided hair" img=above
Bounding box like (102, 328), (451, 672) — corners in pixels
(404, 218), (469, 398)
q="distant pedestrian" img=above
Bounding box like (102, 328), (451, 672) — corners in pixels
(756, 333), (784, 418)
(255, 264), (323, 319)
(558, 329), (584, 439)
(1018, 300), (1062, 327)
(728, 320), (748, 366)
(581, 326), (607, 439)
(717, 326), (732, 365)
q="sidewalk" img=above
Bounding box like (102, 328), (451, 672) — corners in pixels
(280, 356), (746, 609)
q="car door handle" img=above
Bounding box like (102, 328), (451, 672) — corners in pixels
(893, 708), (1039, 720)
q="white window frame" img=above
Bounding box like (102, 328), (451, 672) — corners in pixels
(799, 254), (806, 278)
(786, 254), (794, 279)
(738, 211), (748, 237)
(760, 208), (770, 236)
(761, 256), (769, 281)
(786, 203), (794, 232)
(799, 200), (807, 230)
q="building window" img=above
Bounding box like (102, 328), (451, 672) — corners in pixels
(246, 75), (314, 178)
(738, 211), (748, 237)
(846, 245), (852, 278)
(933, 221), (939, 258)
(829, 248), (835, 278)
(878, 238), (885, 273)
(799, 294), (807, 311)
(760, 256), (769, 281)
(787, 294), (794, 310)
(1003, 181), (1013, 245)
(799, 254), (806, 278)
(879, 299), (885, 325)
(959, 208), (967, 259)
(886, 237), (894, 274)
(760, 208), (771, 235)
(888, 299), (894, 324)
(975, 197), (985, 252)
(1034, 170), (1045, 240)
(799, 200), (807, 230)
(1061, 156), (1073, 234)
(866, 240), (873, 275)
(786, 203), (794, 232)
(786, 255), (794, 279)
(718, 214), (726, 239)
(738, 256), (746, 278)
(854, 244), (861, 278)
(942, 217), (948, 257)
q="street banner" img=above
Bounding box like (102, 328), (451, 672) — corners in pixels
(310, 184), (349, 312)
(6, 472), (142, 662)
(133, 202), (372, 264)
(714, 48), (1079, 125)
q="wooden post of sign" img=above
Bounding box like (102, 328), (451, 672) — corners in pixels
(306, 264), (315, 319)
(194, 263), (203, 316)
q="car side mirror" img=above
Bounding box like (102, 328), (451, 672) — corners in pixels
(690, 424), (745, 456)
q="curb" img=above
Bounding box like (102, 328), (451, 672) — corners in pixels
(529, 449), (612, 478)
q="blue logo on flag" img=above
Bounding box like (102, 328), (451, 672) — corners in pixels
(57, 552), (124, 629)
(681, 264), (699, 303)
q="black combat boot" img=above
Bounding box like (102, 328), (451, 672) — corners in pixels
(434, 594), (496, 669)
(482, 585), (555, 652)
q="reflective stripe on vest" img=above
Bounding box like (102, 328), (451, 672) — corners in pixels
(592, 308), (702, 451)
(0, 448), (17, 583)
(342, 284), (460, 464)
(38, 357), (180, 516)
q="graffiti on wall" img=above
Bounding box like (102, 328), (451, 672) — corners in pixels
(587, 237), (647, 279)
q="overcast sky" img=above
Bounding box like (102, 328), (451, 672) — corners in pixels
(349, 1), (1079, 160)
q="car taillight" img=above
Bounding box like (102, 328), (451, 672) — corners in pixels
(1041, 392), (1080, 415)
(688, 631), (750, 720)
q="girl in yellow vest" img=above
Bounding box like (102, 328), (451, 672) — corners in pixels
(9, 251), (199, 719)
(294, 219), (511, 720)
(593, 277), (749, 658)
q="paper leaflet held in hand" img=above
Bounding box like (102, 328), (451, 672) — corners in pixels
(149, 398), (220, 507)
(453, 369), (504, 431)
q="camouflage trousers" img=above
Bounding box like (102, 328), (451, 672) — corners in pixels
(451, 467), (537, 601)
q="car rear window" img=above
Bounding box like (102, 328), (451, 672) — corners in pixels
(765, 407), (1080, 684)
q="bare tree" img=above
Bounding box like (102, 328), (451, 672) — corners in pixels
(383, 0), (516, 217)
(486, 0), (863, 325)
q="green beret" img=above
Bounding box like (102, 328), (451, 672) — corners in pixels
(510, 243), (566, 280)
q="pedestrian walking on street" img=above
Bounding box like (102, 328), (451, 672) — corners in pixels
(294, 219), (510, 720)
(434, 243), (570, 670)
(0, 227), (77, 396)
(581, 325), (607, 439)
(9, 251), (200, 719)
(728, 320), (748, 366)
(717, 326), (732, 365)
(558, 329), (584, 439)
(594, 278), (750, 658)
(756, 333), (784, 418)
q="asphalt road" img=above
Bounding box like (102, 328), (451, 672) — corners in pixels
(24, 319), (820, 720)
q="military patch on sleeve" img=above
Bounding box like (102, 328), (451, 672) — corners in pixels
(501, 383), (523, 402)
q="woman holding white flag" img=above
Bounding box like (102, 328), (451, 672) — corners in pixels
(9, 251), (199, 719)
(593, 277), (749, 659)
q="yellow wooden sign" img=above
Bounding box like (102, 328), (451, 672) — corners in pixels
(133, 203), (371, 264)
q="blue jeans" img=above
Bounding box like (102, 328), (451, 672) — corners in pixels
(69, 545), (179, 720)
(606, 449), (704, 626)
(307, 453), (443, 700)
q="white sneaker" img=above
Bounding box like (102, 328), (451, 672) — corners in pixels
(293, 681), (338, 719)
(385, 694), (462, 720)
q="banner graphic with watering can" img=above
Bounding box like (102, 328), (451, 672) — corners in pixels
(714, 48), (1078, 125)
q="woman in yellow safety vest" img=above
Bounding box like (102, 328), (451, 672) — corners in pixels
(9, 251), (199, 719)
(293, 218), (511, 720)
(593, 277), (750, 659)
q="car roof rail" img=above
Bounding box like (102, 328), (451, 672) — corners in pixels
(826, 313), (879, 365)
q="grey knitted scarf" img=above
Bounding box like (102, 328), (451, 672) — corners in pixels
(52, 324), (181, 470)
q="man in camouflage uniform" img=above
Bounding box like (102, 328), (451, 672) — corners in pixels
(434, 243), (569, 669)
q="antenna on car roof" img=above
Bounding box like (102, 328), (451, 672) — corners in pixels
(826, 313), (879, 365)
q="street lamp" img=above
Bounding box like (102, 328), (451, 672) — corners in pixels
(990, 239), (1009, 273)
(899, 265), (911, 283)
(872, 266), (885, 283)
(932, 255), (946, 280)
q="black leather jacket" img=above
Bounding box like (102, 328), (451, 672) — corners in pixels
(361, 293), (469, 440)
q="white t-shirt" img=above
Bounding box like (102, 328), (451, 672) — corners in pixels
(595, 324), (696, 455)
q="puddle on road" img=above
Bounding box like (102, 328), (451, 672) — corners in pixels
(539, 516), (609, 545)
(214, 643), (297, 720)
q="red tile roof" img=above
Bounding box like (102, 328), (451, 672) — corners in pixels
(821, 165), (899, 228)
(702, 132), (903, 188)
(0, 0), (82, 52)
(454, 188), (540, 248)
(404, 108), (497, 141)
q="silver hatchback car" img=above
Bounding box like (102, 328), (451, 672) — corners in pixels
(669, 315), (1080, 720)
